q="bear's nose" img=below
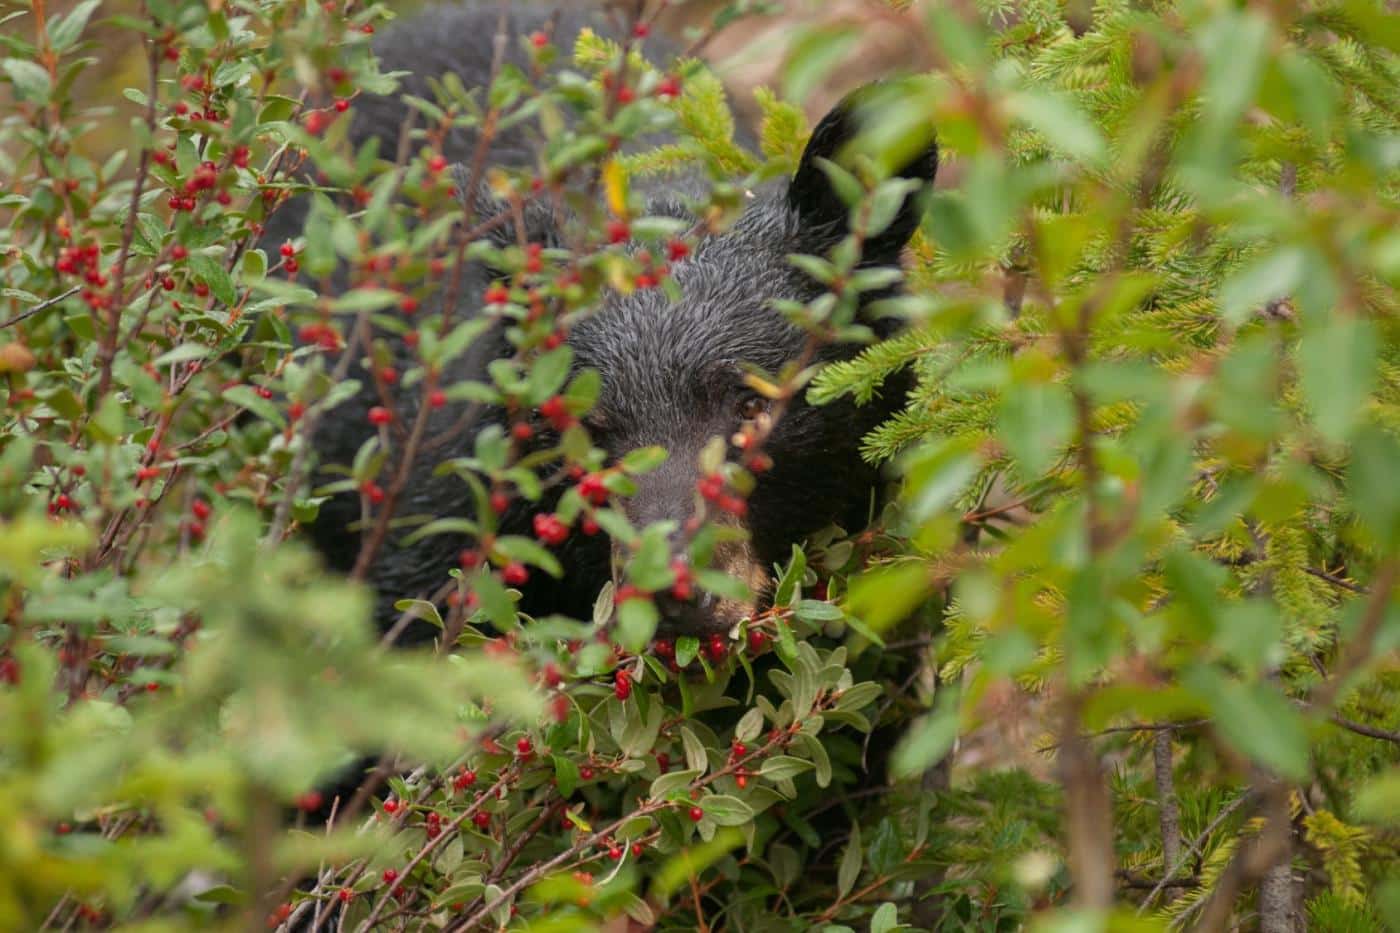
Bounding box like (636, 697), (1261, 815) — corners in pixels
(653, 588), (728, 638)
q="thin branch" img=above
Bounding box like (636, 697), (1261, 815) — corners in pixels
(1329, 713), (1400, 746)
(1189, 782), (1293, 933)
(1153, 730), (1183, 903)
(0, 286), (80, 328)
(1139, 790), (1254, 912)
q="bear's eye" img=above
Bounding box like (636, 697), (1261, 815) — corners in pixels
(736, 394), (771, 422)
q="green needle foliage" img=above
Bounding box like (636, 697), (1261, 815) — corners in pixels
(0, 0), (1397, 931)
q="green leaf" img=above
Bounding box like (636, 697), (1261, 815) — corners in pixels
(391, 599), (443, 630)
(870, 901), (900, 933)
(49, 0), (101, 51)
(649, 768), (702, 800)
(1009, 89), (1106, 164)
(553, 755), (579, 798)
(1183, 667), (1310, 781)
(997, 380), (1073, 477)
(675, 636), (700, 668)
(188, 254), (237, 307)
(700, 794), (754, 827)
(783, 26), (859, 104)
(2, 58), (52, 102)
(837, 822), (862, 898)
(1297, 316), (1376, 443)
(759, 756), (814, 781)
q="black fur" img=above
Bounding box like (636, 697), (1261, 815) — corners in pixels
(265, 2), (938, 639)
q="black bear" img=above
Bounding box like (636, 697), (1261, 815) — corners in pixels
(265, 2), (938, 640)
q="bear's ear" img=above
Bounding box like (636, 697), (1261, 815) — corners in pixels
(786, 84), (938, 264)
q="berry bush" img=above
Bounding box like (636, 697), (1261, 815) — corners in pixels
(1, 1), (1397, 931)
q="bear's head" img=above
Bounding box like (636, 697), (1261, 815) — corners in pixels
(556, 88), (939, 636)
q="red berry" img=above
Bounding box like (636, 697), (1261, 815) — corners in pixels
(580, 516), (600, 536)
(382, 868), (398, 885)
(454, 769), (477, 790)
(530, 30), (548, 48)
(606, 219), (630, 244)
(656, 752), (670, 772)
(705, 634), (727, 662)
(279, 242), (295, 258)
(614, 669), (632, 701)
(609, 845), (623, 860)
(747, 629), (769, 653)
(516, 736), (533, 756)
(697, 474), (723, 500)
(580, 765), (595, 781)
(632, 22), (650, 38)
(511, 422), (533, 442)
(503, 562), (529, 586)
(171, 244), (188, 260)
(473, 810), (491, 829)
(490, 491), (510, 514)
(667, 239), (690, 261)
(484, 284), (510, 305)
(304, 110), (327, 134)
(617, 85), (635, 103)
(428, 389), (447, 409)
(334, 99), (349, 112)
(378, 366), (398, 385)
(540, 396), (567, 420)
(191, 499), (211, 520)
(689, 806), (703, 822)
(296, 791), (323, 812)
(656, 75), (683, 99)
(543, 663), (563, 688)
(427, 154), (447, 173)
(398, 295), (418, 314)
(533, 512), (569, 546)
(578, 473), (608, 505)
(338, 888), (353, 903)
(367, 406), (393, 426)
(631, 842), (643, 857)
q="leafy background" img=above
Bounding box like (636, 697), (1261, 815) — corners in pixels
(1, 0), (1397, 931)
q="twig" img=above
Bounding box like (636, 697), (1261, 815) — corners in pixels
(0, 286), (80, 328)
(1329, 713), (1400, 746)
(1139, 790), (1253, 912)
(1153, 730), (1183, 903)
(1189, 782), (1293, 933)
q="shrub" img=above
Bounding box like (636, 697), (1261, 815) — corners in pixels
(0, 1), (1396, 931)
